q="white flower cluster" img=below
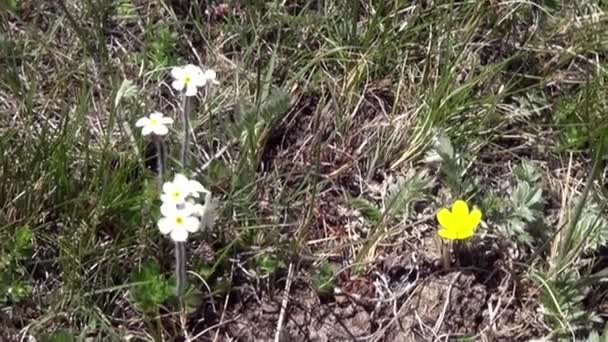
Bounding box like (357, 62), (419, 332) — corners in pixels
(135, 64), (217, 136)
(158, 174), (216, 242)
(170, 64), (218, 97)
(133, 63), (219, 242)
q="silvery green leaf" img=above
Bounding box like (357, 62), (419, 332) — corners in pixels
(114, 79), (138, 109)
(199, 193), (219, 230)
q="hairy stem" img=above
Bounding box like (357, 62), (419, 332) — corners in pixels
(175, 93), (190, 299)
(441, 239), (452, 270)
(180, 94), (190, 168)
(153, 135), (165, 190)
(175, 242), (187, 297)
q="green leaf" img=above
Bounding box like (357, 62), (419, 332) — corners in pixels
(183, 287), (203, 314)
(13, 225), (33, 259)
(129, 261), (171, 314)
(571, 201), (608, 253)
(39, 330), (75, 342)
(501, 161), (545, 244)
(255, 254), (284, 276)
(7, 280), (32, 302)
(383, 171), (433, 219)
(351, 198), (381, 224)
(113, 79), (138, 109)
(0, 0), (18, 12)
(311, 261), (336, 295)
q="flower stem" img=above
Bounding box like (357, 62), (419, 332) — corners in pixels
(180, 94), (190, 168)
(176, 93), (190, 299)
(175, 241), (186, 297)
(152, 135), (165, 191)
(441, 240), (452, 269)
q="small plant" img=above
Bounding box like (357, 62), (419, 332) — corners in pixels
(351, 170), (432, 225)
(534, 270), (603, 339)
(134, 63), (218, 305)
(424, 133), (476, 197)
(436, 199), (482, 268)
(584, 324), (608, 342)
(129, 261), (172, 315)
(554, 75), (608, 150)
(255, 253), (284, 277)
(568, 200), (608, 254)
(311, 261), (337, 296)
(0, 226), (33, 304)
(143, 23), (176, 70)
(503, 161), (545, 245)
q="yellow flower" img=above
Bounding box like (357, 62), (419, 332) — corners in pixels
(436, 200), (482, 240)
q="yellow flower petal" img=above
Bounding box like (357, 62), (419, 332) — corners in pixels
(455, 228), (474, 240)
(466, 207), (482, 232)
(436, 208), (453, 230)
(451, 200), (469, 222)
(438, 228), (458, 240)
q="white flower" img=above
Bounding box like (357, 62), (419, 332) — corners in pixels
(160, 174), (208, 205)
(158, 204), (199, 242)
(171, 65), (219, 96)
(135, 112), (173, 136)
(203, 68), (219, 85)
(171, 64), (207, 96)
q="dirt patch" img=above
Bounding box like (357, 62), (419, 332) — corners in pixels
(219, 283), (374, 341)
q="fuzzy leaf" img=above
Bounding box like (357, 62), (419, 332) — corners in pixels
(129, 261), (171, 315)
(351, 198), (381, 224)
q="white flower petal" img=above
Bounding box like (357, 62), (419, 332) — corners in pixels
(135, 117), (149, 127)
(192, 75), (207, 87)
(152, 125), (169, 136)
(160, 203), (178, 217)
(192, 203), (205, 217)
(184, 216), (200, 232)
(189, 180), (207, 194)
(160, 194), (173, 204)
(162, 181), (175, 194)
(172, 79), (185, 91)
(160, 117), (174, 125)
(184, 64), (203, 75)
(185, 84), (198, 97)
(174, 174), (189, 184)
(141, 126), (153, 136)
(149, 112), (164, 120)
(171, 66), (185, 80)
(170, 228), (188, 242)
(204, 69), (216, 81)
(158, 217), (173, 234)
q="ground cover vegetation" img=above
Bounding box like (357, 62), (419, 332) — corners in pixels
(2, 0), (608, 341)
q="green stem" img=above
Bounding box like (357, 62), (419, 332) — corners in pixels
(175, 241), (186, 297)
(175, 93), (191, 299)
(180, 94), (190, 168)
(153, 135), (165, 191)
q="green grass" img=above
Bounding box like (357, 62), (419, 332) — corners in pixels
(2, 0), (608, 340)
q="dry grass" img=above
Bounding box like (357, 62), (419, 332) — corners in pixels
(2, 1), (608, 341)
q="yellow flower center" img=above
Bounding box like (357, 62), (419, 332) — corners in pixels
(150, 118), (158, 126)
(175, 216), (184, 225)
(184, 75), (191, 85)
(172, 191), (180, 199)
